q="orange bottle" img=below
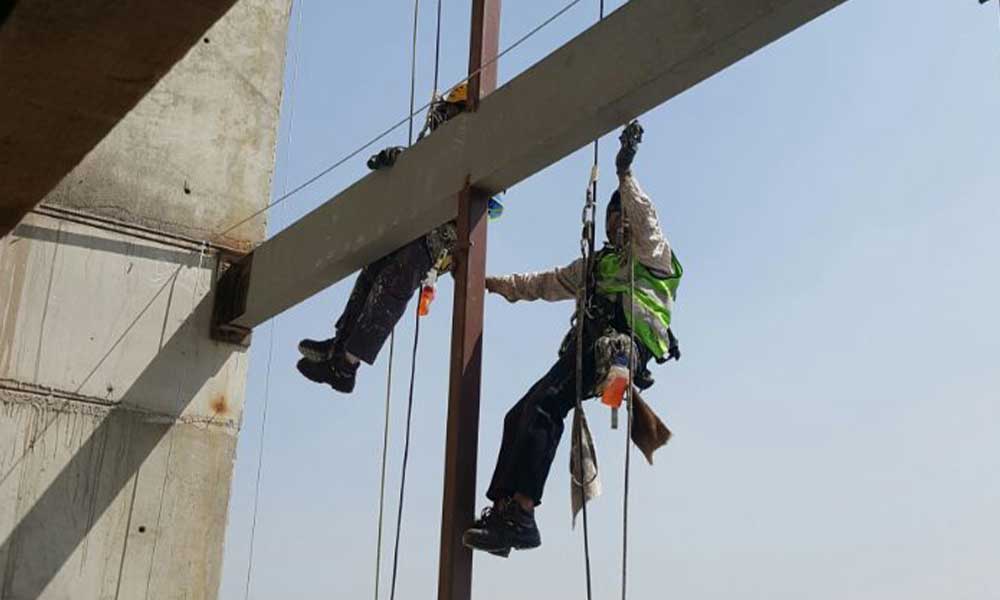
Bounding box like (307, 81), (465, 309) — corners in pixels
(418, 284), (436, 316)
(601, 356), (629, 409)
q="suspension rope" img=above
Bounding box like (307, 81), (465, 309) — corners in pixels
(573, 171), (595, 600)
(571, 3), (605, 599)
(244, 320), (276, 600)
(433, 0), (444, 94)
(622, 229), (635, 600)
(373, 332), (394, 600)
(216, 0), (586, 239)
(375, 1), (425, 595)
(388, 304), (422, 600)
(243, 1), (304, 597)
(383, 0), (444, 596)
(407, 0), (421, 145)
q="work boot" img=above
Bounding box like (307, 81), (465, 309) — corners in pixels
(462, 499), (541, 557)
(298, 337), (336, 362)
(295, 355), (358, 394)
(366, 146), (405, 171)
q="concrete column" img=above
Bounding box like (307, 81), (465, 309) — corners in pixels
(0, 0), (290, 597)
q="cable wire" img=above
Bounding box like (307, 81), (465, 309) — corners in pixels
(376, 0), (423, 594)
(216, 0), (586, 239)
(433, 0), (444, 94)
(373, 333), (394, 600)
(622, 229), (635, 600)
(408, 0), (421, 145)
(388, 305), (422, 600)
(243, 1), (304, 597)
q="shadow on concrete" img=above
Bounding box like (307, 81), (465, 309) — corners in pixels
(13, 223), (197, 265)
(0, 282), (236, 597)
(0, 264), (183, 492)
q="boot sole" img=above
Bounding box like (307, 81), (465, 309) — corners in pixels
(295, 359), (355, 394)
(462, 536), (538, 557)
(463, 539), (511, 558)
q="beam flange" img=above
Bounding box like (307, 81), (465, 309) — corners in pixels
(224, 0), (848, 329)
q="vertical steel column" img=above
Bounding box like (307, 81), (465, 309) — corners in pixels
(437, 2), (500, 600)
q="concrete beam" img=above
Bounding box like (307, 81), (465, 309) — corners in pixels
(224, 0), (847, 330)
(0, 0), (240, 237)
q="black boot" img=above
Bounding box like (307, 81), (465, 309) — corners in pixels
(296, 355), (359, 394)
(462, 499), (541, 557)
(366, 146), (405, 171)
(298, 337), (336, 362)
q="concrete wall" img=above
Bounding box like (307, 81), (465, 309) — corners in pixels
(0, 0), (290, 597)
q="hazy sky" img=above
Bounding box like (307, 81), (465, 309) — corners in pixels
(219, 1), (1000, 598)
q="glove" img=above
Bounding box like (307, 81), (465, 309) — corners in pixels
(485, 277), (517, 303)
(666, 328), (681, 361)
(367, 146), (405, 171)
(615, 120), (644, 175)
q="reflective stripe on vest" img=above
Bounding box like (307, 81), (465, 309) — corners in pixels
(595, 250), (682, 359)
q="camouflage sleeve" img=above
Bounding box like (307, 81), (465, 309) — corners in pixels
(618, 172), (675, 276)
(486, 257), (584, 303)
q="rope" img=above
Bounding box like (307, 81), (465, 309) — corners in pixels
(622, 227), (635, 600)
(244, 1), (304, 597)
(244, 320), (276, 600)
(571, 3), (605, 599)
(573, 178), (595, 600)
(216, 0), (586, 239)
(375, 0), (425, 593)
(373, 333), (394, 600)
(388, 304), (422, 600)
(408, 0), (421, 145)
(433, 0), (443, 94)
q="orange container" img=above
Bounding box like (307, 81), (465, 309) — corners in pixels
(601, 364), (629, 409)
(418, 284), (436, 316)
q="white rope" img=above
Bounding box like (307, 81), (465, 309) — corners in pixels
(244, 1), (305, 597)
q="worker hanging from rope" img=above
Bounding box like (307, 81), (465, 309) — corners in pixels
(295, 84), (471, 392)
(463, 120), (682, 556)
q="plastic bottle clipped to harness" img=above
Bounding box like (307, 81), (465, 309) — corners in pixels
(418, 269), (437, 316)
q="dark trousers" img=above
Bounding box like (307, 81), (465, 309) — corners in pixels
(486, 333), (600, 506)
(334, 237), (432, 365)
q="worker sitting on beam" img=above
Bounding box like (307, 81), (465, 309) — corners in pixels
(295, 84), (469, 393)
(464, 121), (683, 555)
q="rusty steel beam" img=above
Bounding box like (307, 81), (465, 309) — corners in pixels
(0, 0), (240, 237)
(437, 4), (501, 599)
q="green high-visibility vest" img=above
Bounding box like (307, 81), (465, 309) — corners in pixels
(594, 249), (683, 360)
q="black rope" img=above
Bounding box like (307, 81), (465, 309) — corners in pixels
(385, 0), (436, 595)
(571, 1), (606, 595)
(433, 0), (443, 94)
(407, 0), (421, 145)
(622, 232), (635, 600)
(373, 332), (394, 600)
(573, 195), (595, 600)
(388, 304), (422, 600)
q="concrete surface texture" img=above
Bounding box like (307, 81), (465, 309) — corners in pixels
(0, 0), (236, 238)
(0, 0), (290, 597)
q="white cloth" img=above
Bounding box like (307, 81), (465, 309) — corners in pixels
(570, 408), (601, 528)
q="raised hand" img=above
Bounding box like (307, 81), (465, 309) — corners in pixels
(615, 120), (644, 175)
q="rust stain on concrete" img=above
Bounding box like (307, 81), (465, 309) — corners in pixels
(209, 394), (228, 416)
